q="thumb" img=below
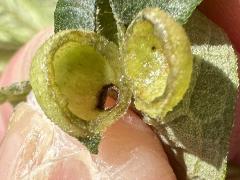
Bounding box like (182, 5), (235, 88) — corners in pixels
(97, 109), (176, 179)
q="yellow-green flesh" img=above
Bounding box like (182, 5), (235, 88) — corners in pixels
(125, 20), (169, 103)
(30, 30), (131, 145)
(123, 8), (193, 120)
(54, 42), (115, 121)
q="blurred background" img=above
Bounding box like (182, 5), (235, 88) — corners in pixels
(0, 0), (57, 74)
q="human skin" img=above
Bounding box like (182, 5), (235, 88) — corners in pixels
(0, 0), (239, 178)
(0, 27), (176, 180)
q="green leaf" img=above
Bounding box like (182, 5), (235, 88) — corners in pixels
(30, 30), (131, 153)
(109, 0), (203, 28)
(54, 0), (203, 43)
(54, 0), (96, 32)
(150, 11), (238, 180)
(123, 8), (193, 120)
(0, 81), (31, 105)
(0, 0), (57, 51)
(79, 134), (101, 154)
(96, 0), (118, 43)
(54, 0), (118, 42)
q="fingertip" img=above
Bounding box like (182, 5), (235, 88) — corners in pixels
(97, 110), (176, 179)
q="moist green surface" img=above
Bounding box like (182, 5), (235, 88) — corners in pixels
(124, 20), (169, 103)
(54, 42), (115, 121)
(30, 30), (131, 149)
(123, 8), (193, 120)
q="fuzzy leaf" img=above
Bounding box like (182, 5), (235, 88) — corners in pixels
(109, 0), (203, 27)
(150, 11), (238, 180)
(54, 0), (203, 43)
(54, 0), (96, 32)
(0, 81), (31, 105)
(96, 0), (118, 43)
(54, 0), (118, 42)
